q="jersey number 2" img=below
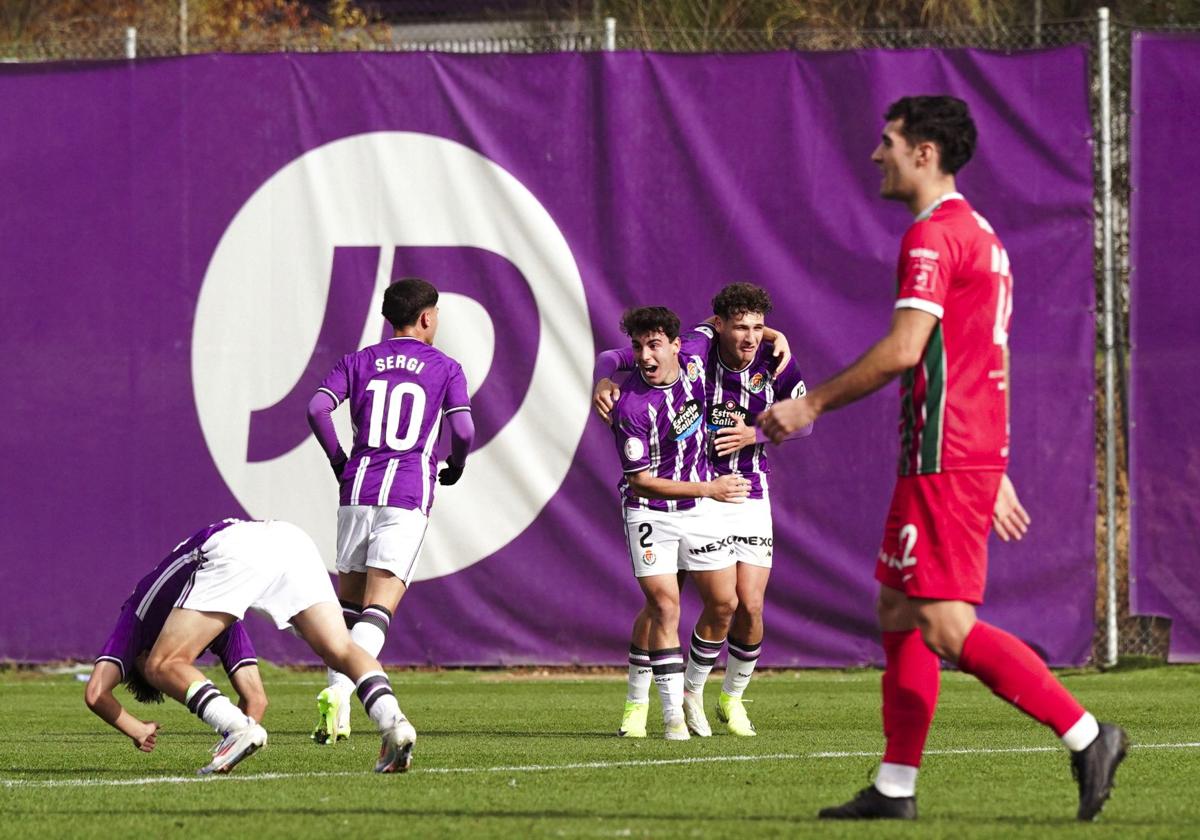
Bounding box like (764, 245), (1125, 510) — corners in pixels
(365, 380), (427, 451)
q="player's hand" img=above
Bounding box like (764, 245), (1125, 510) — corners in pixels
(707, 473), (750, 503)
(992, 473), (1030, 542)
(330, 451), (348, 480)
(593, 378), (620, 425)
(770, 331), (792, 376)
(438, 459), (465, 486)
(758, 397), (816, 445)
(713, 417), (756, 456)
(132, 721), (160, 753)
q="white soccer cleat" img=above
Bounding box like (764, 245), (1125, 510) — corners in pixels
(663, 711), (691, 741)
(199, 722), (268, 775)
(682, 690), (712, 737)
(375, 717), (417, 773)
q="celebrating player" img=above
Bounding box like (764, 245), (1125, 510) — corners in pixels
(759, 95), (1127, 821)
(85, 518), (416, 775)
(600, 306), (748, 740)
(306, 277), (474, 744)
(594, 284), (810, 737)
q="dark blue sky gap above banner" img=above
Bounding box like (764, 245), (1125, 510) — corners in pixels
(1130, 33), (1200, 663)
(0, 49), (1095, 665)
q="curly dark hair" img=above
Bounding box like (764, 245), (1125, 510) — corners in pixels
(123, 666), (165, 705)
(382, 277), (439, 330)
(711, 283), (772, 320)
(620, 306), (681, 341)
(885, 95), (977, 175)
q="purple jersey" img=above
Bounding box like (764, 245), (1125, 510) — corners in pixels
(318, 336), (471, 514)
(705, 339), (806, 499)
(96, 519), (258, 679)
(611, 331), (715, 512)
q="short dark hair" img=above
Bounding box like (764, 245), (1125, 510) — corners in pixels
(712, 283), (772, 320)
(620, 306), (681, 341)
(124, 667), (164, 705)
(885, 96), (977, 175)
(382, 277), (439, 330)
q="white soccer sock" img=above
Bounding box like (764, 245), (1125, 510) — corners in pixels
(1062, 712), (1100, 752)
(722, 636), (762, 698)
(684, 629), (725, 695)
(351, 607), (390, 658)
(186, 680), (251, 735)
(355, 670), (404, 731)
(627, 644), (652, 703)
(874, 762), (918, 798)
(654, 672), (684, 717)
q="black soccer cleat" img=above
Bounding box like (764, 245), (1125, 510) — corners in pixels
(818, 786), (917, 820)
(1071, 721), (1129, 821)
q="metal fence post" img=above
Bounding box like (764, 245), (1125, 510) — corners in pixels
(180, 0), (189, 55)
(1098, 6), (1119, 668)
(604, 17), (616, 51)
(125, 27), (137, 59)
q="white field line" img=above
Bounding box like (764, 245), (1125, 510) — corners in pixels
(3, 742), (1197, 790)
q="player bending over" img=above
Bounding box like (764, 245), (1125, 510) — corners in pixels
(85, 518), (416, 775)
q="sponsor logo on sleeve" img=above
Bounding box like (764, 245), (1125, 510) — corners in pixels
(905, 248), (940, 294)
(624, 437), (646, 463)
(791, 380), (807, 400)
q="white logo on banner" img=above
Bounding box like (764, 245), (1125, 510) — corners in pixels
(193, 132), (591, 579)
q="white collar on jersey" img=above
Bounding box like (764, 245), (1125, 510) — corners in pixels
(914, 191), (965, 222)
(717, 348), (755, 375)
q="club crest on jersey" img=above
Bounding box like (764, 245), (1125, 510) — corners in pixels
(670, 399), (703, 441)
(707, 399), (749, 430)
(642, 549), (656, 566)
(748, 372), (767, 393)
(685, 360), (701, 382)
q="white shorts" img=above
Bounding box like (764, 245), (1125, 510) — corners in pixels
(336, 505), (428, 586)
(622, 497), (738, 578)
(726, 498), (775, 568)
(182, 520), (336, 630)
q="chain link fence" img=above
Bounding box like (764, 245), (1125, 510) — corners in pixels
(5, 14), (1195, 664)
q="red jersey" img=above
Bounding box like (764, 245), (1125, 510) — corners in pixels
(894, 193), (1012, 475)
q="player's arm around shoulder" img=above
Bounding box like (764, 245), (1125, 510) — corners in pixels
(83, 661), (160, 752)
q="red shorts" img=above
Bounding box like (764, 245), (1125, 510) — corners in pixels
(874, 471), (1003, 605)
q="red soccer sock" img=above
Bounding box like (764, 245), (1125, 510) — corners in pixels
(881, 629), (940, 767)
(957, 621), (1086, 736)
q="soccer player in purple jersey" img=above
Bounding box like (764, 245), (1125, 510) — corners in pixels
(86, 518), (417, 775)
(594, 283), (811, 738)
(602, 306), (750, 740)
(307, 277), (474, 743)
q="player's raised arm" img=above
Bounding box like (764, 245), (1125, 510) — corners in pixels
(83, 661), (160, 752)
(593, 347), (634, 423)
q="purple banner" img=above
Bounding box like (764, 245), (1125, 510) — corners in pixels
(0, 48), (1095, 666)
(1130, 34), (1200, 662)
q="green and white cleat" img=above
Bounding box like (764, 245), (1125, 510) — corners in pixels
(311, 686), (350, 745)
(664, 711), (691, 741)
(717, 691), (756, 737)
(617, 700), (648, 738)
(682, 690), (712, 737)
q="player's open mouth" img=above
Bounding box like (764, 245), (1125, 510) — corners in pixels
(641, 365), (658, 375)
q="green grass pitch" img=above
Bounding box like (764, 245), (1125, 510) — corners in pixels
(2, 663), (1196, 838)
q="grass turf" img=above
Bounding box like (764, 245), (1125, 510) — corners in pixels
(1, 664), (1196, 838)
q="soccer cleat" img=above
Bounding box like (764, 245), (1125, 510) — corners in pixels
(311, 686), (350, 745)
(682, 691), (712, 737)
(818, 786), (917, 820)
(375, 717), (417, 773)
(663, 712), (691, 741)
(617, 700), (648, 738)
(198, 722), (268, 775)
(716, 691), (756, 737)
(1071, 722), (1129, 821)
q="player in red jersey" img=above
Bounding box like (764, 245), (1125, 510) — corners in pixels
(760, 95), (1127, 821)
